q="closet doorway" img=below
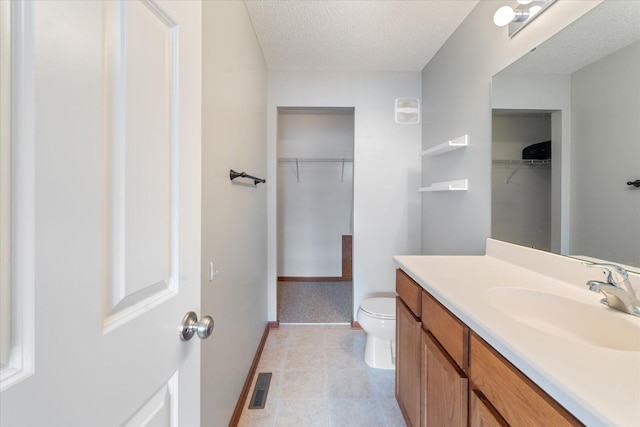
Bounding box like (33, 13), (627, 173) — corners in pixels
(277, 107), (354, 324)
(491, 110), (553, 251)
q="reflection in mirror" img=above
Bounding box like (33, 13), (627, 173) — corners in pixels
(491, 0), (640, 269)
(492, 111), (552, 252)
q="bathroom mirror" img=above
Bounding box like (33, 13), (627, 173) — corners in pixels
(491, 0), (640, 270)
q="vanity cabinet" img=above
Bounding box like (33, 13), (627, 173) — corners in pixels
(396, 268), (584, 427)
(396, 269), (469, 427)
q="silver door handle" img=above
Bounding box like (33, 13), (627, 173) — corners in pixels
(180, 311), (214, 341)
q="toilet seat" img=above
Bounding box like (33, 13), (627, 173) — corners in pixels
(359, 297), (395, 319)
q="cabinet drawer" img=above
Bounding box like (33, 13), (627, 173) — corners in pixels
(396, 269), (422, 318)
(422, 290), (469, 371)
(470, 333), (582, 427)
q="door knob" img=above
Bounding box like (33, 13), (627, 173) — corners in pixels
(180, 311), (214, 341)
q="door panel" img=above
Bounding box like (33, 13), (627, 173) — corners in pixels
(123, 372), (178, 427)
(0, 0), (35, 389)
(122, 0), (173, 298)
(103, 0), (179, 327)
(0, 1), (202, 425)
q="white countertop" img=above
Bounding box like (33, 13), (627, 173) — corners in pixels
(394, 239), (640, 427)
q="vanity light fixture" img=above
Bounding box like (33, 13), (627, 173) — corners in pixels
(494, 0), (557, 37)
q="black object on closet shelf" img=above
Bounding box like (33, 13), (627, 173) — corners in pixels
(522, 140), (551, 160)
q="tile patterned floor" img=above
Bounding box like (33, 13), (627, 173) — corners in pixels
(238, 325), (406, 427)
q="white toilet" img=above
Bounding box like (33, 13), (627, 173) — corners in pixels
(357, 297), (396, 370)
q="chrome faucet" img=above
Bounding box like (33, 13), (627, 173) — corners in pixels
(585, 263), (640, 317)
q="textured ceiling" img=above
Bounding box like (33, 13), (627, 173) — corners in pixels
(502, 0), (640, 75)
(244, 0), (479, 71)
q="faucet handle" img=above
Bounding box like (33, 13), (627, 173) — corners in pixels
(584, 262), (629, 287)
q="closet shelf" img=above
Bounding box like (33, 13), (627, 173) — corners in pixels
(419, 179), (468, 192)
(278, 157), (353, 183)
(493, 159), (551, 184)
(492, 159), (551, 165)
(278, 157), (353, 163)
(420, 135), (468, 157)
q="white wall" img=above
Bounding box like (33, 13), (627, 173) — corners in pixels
(268, 71), (422, 319)
(277, 111), (354, 277)
(570, 41), (640, 266)
(201, 2), (268, 425)
(420, 0), (600, 255)
(492, 114), (551, 251)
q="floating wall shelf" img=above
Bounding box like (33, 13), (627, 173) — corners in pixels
(420, 134), (468, 157)
(419, 179), (468, 192)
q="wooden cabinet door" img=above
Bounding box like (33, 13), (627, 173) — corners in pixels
(396, 298), (422, 427)
(470, 389), (508, 427)
(423, 330), (468, 427)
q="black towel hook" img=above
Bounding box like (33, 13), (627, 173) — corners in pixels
(230, 169), (266, 186)
(627, 180), (640, 188)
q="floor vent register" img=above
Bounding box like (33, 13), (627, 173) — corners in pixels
(248, 373), (272, 409)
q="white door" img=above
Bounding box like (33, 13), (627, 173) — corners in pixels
(0, 1), (203, 426)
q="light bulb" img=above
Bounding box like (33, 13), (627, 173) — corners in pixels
(529, 5), (542, 16)
(493, 6), (516, 27)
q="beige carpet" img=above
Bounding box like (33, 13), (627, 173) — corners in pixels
(277, 281), (353, 324)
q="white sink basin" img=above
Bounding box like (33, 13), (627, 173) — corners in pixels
(485, 287), (640, 352)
